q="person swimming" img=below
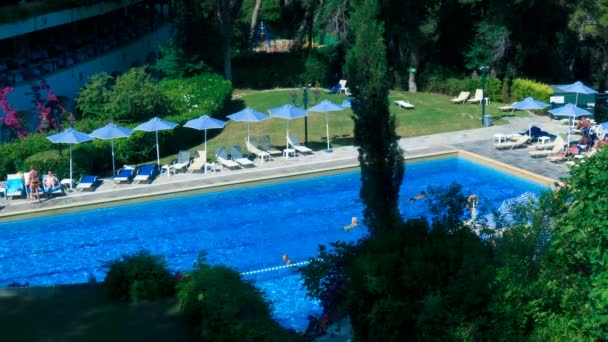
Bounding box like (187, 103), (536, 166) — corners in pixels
(344, 217), (359, 231)
(282, 254), (293, 265)
(409, 191), (426, 202)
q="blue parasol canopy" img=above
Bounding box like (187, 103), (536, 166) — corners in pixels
(549, 104), (592, 146)
(268, 104), (308, 149)
(557, 81), (597, 106)
(47, 128), (93, 184)
(227, 108), (269, 143)
(134, 117), (178, 166)
(512, 97), (550, 137)
(511, 97), (550, 110)
(184, 115), (227, 161)
(308, 100), (345, 152)
(90, 123), (133, 177)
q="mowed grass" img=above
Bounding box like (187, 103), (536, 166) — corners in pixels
(0, 284), (197, 342)
(168, 89), (527, 163)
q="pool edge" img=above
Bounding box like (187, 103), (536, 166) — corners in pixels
(0, 150), (555, 223)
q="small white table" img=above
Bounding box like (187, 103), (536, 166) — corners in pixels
(283, 148), (296, 159)
(161, 164), (176, 177)
(538, 136), (550, 145)
(60, 179), (74, 190)
(493, 134), (507, 144)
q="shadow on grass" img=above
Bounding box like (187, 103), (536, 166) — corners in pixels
(0, 284), (197, 342)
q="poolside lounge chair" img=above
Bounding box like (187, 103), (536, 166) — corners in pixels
(6, 174), (25, 199)
(42, 175), (65, 198)
(245, 139), (271, 162)
(230, 146), (255, 167)
(76, 176), (99, 191)
(171, 150), (191, 174)
(287, 134), (313, 154)
(529, 136), (565, 158)
(450, 91), (470, 104)
(114, 165), (136, 183)
(467, 89), (484, 104)
(527, 136), (562, 151)
(258, 136), (282, 156)
(186, 150), (207, 173)
(133, 164), (158, 184)
(338, 80), (350, 95)
(494, 135), (530, 149)
(216, 147), (240, 169)
(498, 102), (517, 112)
(394, 100), (415, 109)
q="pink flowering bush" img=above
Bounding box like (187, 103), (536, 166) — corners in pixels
(0, 87), (27, 137)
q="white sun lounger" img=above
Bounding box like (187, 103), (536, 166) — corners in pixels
(287, 134), (313, 154)
(394, 100), (415, 109)
(230, 146), (255, 167)
(215, 147), (240, 169)
(245, 139), (271, 162)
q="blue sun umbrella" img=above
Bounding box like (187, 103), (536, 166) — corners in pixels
(227, 108), (269, 144)
(90, 123), (133, 177)
(308, 100), (345, 152)
(134, 117), (178, 167)
(268, 104), (308, 149)
(549, 103), (591, 145)
(512, 97), (550, 136)
(47, 128), (93, 185)
(557, 81), (597, 106)
(184, 115), (227, 159)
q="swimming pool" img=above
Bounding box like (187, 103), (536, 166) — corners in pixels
(0, 157), (548, 330)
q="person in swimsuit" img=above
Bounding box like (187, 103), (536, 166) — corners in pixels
(409, 191), (426, 202)
(28, 166), (40, 201)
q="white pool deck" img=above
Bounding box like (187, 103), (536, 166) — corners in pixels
(0, 115), (571, 220)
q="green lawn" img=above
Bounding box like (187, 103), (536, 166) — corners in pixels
(163, 89), (526, 164)
(0, 284), (197, 342)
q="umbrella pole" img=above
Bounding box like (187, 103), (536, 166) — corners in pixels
(69, 144), (73, 188)
(325, 111), (332, 152)
(111, 138), (116, 177)
(155, 130), (160, 167)
(286, 120), (289, 150)
(204, 129), (207, 174)
(575, 92), (579, 107)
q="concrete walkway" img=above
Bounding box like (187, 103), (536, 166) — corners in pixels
(0, 115), (571, 219)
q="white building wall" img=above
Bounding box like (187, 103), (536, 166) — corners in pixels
(5, 24), (172, 111)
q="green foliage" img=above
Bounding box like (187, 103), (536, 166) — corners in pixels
(159, 73), (232, 121)
(464, 21), (510, 70)
(103, 250), (175, 303)
(75, 72), (112, 118)
(153, 42), (211, 78)
(510, 78), (553, 102)
(0, 133), (53, 179)
(345, 0), (403, 235)
(106, 67), (171, 122)
(177, 253), (300, 341)
(24, 150), (75, 180)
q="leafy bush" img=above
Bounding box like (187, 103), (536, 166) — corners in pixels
(178, 253), (300, 341)
(23, 150), (73, 180)
(511, 78), (553, 102)
(0, 133), (53, 179)
(421, 75), (503, 102)
(104, 250), (176, 303)
(159, 73), (232, 122)
(75, 73), (113, 118)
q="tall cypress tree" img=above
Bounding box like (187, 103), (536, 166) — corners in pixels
(345, 0), (404, 235)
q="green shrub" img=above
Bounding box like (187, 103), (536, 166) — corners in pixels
(0, 133), (53, 179)
(511, 78), (553, 102)
(23, 150), (73, 180)
(104, 250), (176, 303)
(178, 253), (300, 341)
(159, 73), (232, 122)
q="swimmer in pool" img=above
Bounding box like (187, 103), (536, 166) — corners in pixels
(409, 191), (426, 202)
(282, 254), (293, 265)
(344, 217), (359, 231)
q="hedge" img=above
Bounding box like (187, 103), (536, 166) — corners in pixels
(510, 78), (553, 103)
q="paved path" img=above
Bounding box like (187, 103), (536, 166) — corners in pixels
(0, 115), (571, 218)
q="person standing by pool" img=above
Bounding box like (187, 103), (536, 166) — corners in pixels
(44, 170), (59, 197)
(465, 194), (479, 223)
(28, 166), (40, 201)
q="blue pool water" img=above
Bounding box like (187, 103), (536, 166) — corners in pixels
(0, 157), (547, 330)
